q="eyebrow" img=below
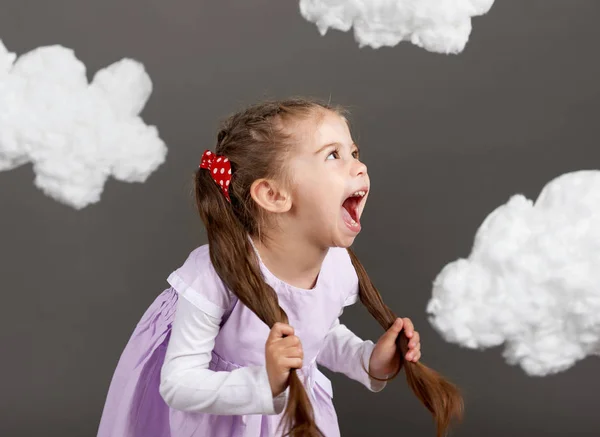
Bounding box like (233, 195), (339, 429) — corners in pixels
(315, 142), (360, 155)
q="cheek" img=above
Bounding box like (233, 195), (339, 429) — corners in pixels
(313, 192), (340, 222)
(294, 188), (333, 219)
(298, 188), (324, 210)
(292, 174), (322, 202)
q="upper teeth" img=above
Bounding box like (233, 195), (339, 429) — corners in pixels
(352, 191), (366, 197)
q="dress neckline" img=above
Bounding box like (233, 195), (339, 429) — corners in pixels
(248, 236), (327, 293)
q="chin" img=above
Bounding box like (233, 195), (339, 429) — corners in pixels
(331, 233), (358, 249)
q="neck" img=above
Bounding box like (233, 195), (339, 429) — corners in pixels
(251, 229), (328, 290)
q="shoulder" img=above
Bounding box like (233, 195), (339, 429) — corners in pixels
(167, 244), (237, 318)
(324, 247), (359, 307)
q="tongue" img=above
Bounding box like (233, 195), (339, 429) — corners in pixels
(341, 205), (354, 224)
(342, 198), (359, 224)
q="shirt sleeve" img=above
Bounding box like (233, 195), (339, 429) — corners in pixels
(316, 315), (387, 393)
(159, 294), (288, 415)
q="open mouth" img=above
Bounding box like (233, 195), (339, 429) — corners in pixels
(341, 189), (367, 231)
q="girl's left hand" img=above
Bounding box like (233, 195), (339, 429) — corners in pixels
(369, 317), (421, 379)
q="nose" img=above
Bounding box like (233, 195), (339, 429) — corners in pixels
(351, 159), (367, 177)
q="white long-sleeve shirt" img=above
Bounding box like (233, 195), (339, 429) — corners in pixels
(159, 294), (386, 415)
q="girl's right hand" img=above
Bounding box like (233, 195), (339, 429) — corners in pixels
(265, 322), (304, 397)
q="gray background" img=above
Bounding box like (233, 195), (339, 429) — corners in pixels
(1, 0), (599, 436)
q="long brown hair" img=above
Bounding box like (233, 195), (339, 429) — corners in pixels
(194, 98), (463, 437)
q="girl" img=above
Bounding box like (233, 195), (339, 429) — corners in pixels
(97, 98), (463, 437)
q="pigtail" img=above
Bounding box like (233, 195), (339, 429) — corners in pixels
(195, 167), (323, 437)
(347, 248), (464, 437)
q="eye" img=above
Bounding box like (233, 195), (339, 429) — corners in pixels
(326, 149), (340, 160)
(352, 149), (360, 159)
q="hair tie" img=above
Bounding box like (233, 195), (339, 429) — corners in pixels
(199, 150), (232, 202)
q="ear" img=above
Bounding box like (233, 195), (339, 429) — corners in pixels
(250, 178), (292, 213)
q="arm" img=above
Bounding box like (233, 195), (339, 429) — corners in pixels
(159, 295), (287, 415)
(316, 317), (387, 392)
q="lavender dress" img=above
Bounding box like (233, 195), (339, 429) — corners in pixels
(96, 245), (361, 437)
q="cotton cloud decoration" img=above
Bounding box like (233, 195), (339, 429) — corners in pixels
(427, 170), (600, 376)
(299, 0), (495, 54)
(0, 40), (167, 209)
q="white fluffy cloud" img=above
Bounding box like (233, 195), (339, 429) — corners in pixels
(0, 40), (167, 209)
(299, 0), (495, 54)
(427, 170), (600, 376)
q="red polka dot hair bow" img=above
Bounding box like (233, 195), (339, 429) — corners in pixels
(199, 150), (232, 202)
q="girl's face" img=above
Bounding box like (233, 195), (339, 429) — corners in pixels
(285, 110), (370, 248)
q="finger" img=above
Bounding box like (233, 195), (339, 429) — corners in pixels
(378, 318), (403, 345)
(408, 331), (420, 348)
(279, 335), (301, 349)
(387, 318), (403, 335)
(402, 318), (414, 338)
(376, 318), (403, 349)
(268, 323), (294, 342)
(284, 345), (304, 359)
(406, 345), (420, 361)
(280, 357), (303, 370)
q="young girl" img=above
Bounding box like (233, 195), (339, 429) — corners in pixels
(97, 98), (463, 437)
